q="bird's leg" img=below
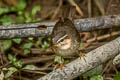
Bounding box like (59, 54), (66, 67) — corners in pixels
(60, 63), (64, 70)
(79, 52), (86, 62)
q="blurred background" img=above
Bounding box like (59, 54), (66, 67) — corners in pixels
(0, 0), (120, 80)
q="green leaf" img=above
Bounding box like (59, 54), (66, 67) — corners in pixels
(28, 37), (34, 41)
(22, 65), (36, 70)
(41, 41), (49, 51)
(1, 40), (12, 51)
(47, 37), (51, 41)
(80, 43), (85, 49)
(0, 71), (4, 80)
(35, 40), (41, 46)
(4, 68), (17, 79)
(17, 0), (26, 10)
(25, 11), (32, 23)
(8, 67), (17, 71)
(8, 53), (14, 61)
(10, 0), (26, 11)
(24, 49), (31, 55)
(1, 16), (13, 25)
(54, 56), (64, 64)
(17, 11), (23, 16)
(83, 65), (103, 78)
(64, 60), (70, 64)
(114, 72), (120, 80)
(90, 75), (103, 80)
(15, 16), (24, 24)
(8, 53), (16, 62)
(12, 38), (22, 44)
(32, 18), (40, 22)
(13, 60), (22, 68)
(2, 68), (8, 71)
(24, 42), (33, 49)
(5, 71), (14, 79)
(32, 5), (40, 16)
(0, 7), (9, 15)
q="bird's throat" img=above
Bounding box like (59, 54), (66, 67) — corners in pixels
(59, 39), (71, 50)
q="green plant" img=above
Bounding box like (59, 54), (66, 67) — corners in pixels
(90, 75), (103, 80)
(2, 67), (18, 79)
(1, 40), (12, 51)
(8, 53), (22, 68)
(114, 72), (120, 80)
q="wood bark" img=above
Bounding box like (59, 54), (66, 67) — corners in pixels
(37, 36), (120, 80)
(0, 14), (120, 39)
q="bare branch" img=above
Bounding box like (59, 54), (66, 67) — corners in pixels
(0, 14), (120, 39)
(37, 36), (120, 80)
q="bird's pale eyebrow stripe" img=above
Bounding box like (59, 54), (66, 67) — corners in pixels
(57, 34), (68, 43)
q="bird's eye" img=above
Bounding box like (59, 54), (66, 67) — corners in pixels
(60, 39), (64, 42)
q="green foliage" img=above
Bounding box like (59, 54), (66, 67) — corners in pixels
(8, 53), (16, 62)
(47, 37), (51, 41)
(41, 41), (49, 51)
(24, 5), (41, 23)
(11, 0), (26, 12)
(1, 40), (12, 51)
(24, 42), (33, 49)
(1, 16), (13, 25)
(64, 60), (70, 64)
(0, 0), (40, 25)
(12, 38), (22, 44)
(28, 37), (34, 41)
(24, 49), (31, 55)
(80, 43), (85, 49)
(114, 72), (120, 80)
(0, 7), (9, 15)
(35, 40), (41, 46)
(0, 1), (43, 79)
(13, 60), (22, 68)
(90, 75), (103, 80)
(24, 11), (32, 23)
(83, 65), (103, 78)
(22, 65), (36, 70)
(32, 5), (41, 16)
(8, 53), (22, 68)
(1, 67), (18, 79)
(15, 16), (25, 24)
(4, 67), (17, 79)
(24, 42), (33, 55)
(32, 18), (41, 22)
(54, 56), (64, 64)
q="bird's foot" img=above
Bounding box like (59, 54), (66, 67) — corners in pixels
(79, 52), (86, 58)
(53, 63), (64, 70)
(79, 52), (86, 62)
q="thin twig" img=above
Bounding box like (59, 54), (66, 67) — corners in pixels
(87, 31), (120, 43)
(51, 0), (63, 20)
(105, 0), (113, 15)
(67, 0), (84, 17)
(94, 0), (105, 15)
(88, 0), (92, 17)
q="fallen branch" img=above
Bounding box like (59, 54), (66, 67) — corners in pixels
(0, 14), (120, 39)
(37, 36), (120, 80)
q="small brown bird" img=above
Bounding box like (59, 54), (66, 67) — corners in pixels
(51, 6), (81, 58)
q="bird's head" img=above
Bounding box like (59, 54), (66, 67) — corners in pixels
(52, 34), (72, 50)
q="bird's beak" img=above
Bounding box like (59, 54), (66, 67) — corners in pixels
(53, 43), (59, 47)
